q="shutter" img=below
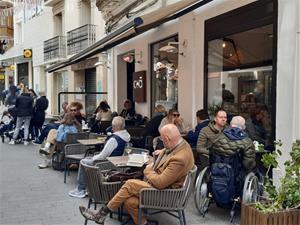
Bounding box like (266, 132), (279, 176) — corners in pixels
(85, 68), (96, 118)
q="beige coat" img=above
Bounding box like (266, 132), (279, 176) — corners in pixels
(107, 139), (194, 224)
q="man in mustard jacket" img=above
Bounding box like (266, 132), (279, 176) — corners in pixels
(79, 123), (194, 224)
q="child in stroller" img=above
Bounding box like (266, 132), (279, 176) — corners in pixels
(1, 107), (25, 143)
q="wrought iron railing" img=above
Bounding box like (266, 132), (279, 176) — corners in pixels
(67, 24), (96, 55)
(44, 36), (66, 62)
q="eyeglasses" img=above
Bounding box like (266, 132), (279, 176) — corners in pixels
(173, 114), (180, 117)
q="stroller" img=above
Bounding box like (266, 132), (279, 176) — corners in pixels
(1, 107), (25, 143)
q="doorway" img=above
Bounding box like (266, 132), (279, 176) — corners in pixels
(17, 62), (29, 86)
(126, 60), (135, 103)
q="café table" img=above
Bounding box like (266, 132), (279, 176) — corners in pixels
(107, 155), (153, 168)
(77, 138), (106, 146)
(77, 137), (107, 154)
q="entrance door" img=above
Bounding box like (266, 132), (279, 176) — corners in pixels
(17, 62), (29, 86)
(85, 68), (96, 118)
(126, 60), (135, 103)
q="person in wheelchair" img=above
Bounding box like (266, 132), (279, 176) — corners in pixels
(210, 115), (256, 204)
(195, 116), (257, 220)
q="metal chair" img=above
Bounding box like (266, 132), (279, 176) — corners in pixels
(64, 143), (91, 183)
(138, 165), (198, 225)
(81, 161), (124, 225)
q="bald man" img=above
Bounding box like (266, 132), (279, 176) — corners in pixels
(211, 116), (256, 171)
(79, 124), (194, 225)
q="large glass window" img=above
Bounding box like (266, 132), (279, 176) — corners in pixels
(151, 36), (179, 112)
(206, 24), (274, 148)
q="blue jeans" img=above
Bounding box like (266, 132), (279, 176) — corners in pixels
(36, 123), (59, 143)
(77, 157), (94, 191)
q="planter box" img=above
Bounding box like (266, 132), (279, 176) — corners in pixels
(241, 203), (300, 225)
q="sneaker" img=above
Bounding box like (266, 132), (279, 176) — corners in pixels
(32, 140), (42, 145)
(79, 205), (108, 224)
(39, 148), (49, 155)
(38, 159), (51, 169)
(8, 140), (15, 145)
(24, 141), (29, 146)
(69, 189), (87, 199)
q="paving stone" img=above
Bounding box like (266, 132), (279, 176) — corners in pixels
(0, 105), (241, 225)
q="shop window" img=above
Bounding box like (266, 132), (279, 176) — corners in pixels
(151, 36), (179, 113)
(206, 24), (274, 148)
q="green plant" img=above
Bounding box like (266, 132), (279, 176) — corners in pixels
(255, 139), (300, 213)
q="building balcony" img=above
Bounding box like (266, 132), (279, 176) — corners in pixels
(44, 36), (66, 62)
(67, 24), (96, 55)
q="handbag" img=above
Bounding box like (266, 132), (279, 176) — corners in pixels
(101, 169), (144, 182)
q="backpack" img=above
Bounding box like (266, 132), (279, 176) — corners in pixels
(210, 152), (240, 207)
(210, 162), (235, 207)
(52, 151), (65, 171)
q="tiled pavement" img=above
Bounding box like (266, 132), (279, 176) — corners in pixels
(0, 106), (240, 225)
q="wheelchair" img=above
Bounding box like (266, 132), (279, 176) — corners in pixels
(194, 151), (262, 222)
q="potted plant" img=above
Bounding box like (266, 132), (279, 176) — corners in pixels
(241, 140), (300, 225)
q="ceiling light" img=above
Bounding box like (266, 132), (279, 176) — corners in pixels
(159, 40), (188, 54)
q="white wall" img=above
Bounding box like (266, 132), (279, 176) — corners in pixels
(64, 0), (81, 35)
(274, 0), (300, 182)
(23, 7), (54, 67)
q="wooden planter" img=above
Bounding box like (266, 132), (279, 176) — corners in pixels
(241, 203), (300, 225)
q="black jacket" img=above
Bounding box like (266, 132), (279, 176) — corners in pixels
(32, 96), (49, 126)
(143, 114), (164, 137)
(15, 93), (33, 117)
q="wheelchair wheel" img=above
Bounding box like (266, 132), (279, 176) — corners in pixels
(194, 166), (210, 216)
(242, 172), (259, 204)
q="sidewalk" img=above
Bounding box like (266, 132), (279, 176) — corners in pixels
(0, 116), (240, 225)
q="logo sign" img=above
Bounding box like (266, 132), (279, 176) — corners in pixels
(133, 71), (146, 102)
(133, 76), (143, 89)
(24, 49), (32, 58)
(10, 65), (15, 70)
(122, 54), (134, 63)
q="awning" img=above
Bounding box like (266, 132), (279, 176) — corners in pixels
(46, 0), (213, 73)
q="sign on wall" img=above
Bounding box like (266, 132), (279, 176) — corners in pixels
(133, 70), (146, 103)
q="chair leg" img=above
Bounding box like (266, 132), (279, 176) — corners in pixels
(64, 162), (68, 183)
(178, 210), (184, 225)
(84, 199), (92, 225)
(138, 207), (143, 225)
(182, 210), (187, 225)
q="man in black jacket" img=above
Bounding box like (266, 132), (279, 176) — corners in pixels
(9, 92), (33, 145)
(31, 92), (49, 138)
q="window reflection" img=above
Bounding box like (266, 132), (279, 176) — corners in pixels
(151, 36), (179, 112)
(207, 24), (273, 148)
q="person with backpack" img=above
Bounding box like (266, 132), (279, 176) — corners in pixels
(31, 91), (49, 138)
(209, 116), (256, 206)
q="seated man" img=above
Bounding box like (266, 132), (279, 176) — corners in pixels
(68, 116), (131, 198)
(79, 124), (194, 225)
(211, 115), (256, 171)
(197, 109), (227, 155)
(187, 109), (210, 149)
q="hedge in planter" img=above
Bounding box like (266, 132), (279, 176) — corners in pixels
(241, 140), (300, 225)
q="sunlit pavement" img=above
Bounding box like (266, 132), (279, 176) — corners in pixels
(0, 106), (240, 225)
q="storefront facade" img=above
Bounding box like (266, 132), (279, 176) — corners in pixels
(108, 0), (299, 179)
